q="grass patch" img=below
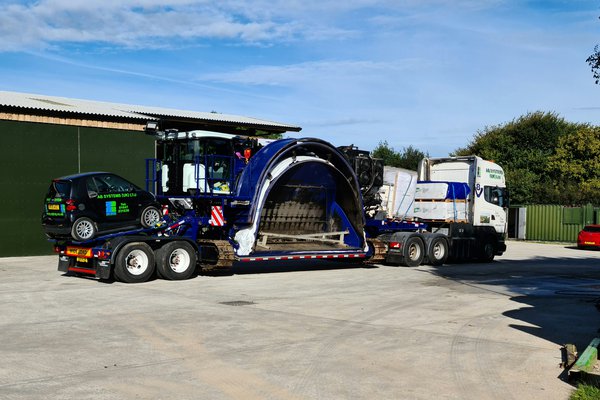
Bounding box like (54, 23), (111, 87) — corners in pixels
(571, 383), (600, 400)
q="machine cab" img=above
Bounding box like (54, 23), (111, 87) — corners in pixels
(155, 131), (261, 197)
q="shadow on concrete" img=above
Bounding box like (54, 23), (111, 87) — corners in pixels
(429, 252), (600, 380)
(202, 259), (376, 277)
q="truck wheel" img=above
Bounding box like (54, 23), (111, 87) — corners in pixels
(114, 242), (155, 283)
(402, 236), (425, 267)
(480, 242), (495, 262)
(156, 241), (197, 280)
(140, 206), (161, 228)
(428, 236), (449, 266)
(71, 217), (97, 241)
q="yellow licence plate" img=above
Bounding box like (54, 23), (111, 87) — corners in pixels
(76, 257), (89, 263)
(47, 204), (60, 211)
(585, 241), (596, 245)
(66, 247), (92, 258)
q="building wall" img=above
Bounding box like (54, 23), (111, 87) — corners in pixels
(0, 120), (155, 257)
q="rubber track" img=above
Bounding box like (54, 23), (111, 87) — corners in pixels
(197, 240), (235, 271)
(366, 239), (386, 264)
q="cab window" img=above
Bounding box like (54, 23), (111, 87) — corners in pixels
(179, 140), (204, 162)
(203, 138), (232, 180)
(484, 186), (508, 207)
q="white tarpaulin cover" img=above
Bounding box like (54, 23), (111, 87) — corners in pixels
(412, 201), (469, 221)
(379, 167), (418, 219)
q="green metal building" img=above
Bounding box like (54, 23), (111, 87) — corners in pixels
(0, 91), (300, 257)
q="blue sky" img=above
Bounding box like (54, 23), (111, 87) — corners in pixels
(0, 0), (599, 156)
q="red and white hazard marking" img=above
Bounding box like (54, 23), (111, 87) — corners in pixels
(239, 253), (366, 262)
(209, 206), (225, 226)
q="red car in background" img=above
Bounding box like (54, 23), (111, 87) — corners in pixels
(577, 225), (600, 249)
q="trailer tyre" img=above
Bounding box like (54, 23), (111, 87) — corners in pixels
(428, 236), (449, 266)
(71, 217), (97, 241)
(114, 242), (155, 283)
(402, 236), (425, 267)
(156, 241), (197, 280)
(140, 206), (161, 228)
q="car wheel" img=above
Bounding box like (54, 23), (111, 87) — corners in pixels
(156, 241), (197, 280)
(140, 206), (161, 228)
(71, 217), (97, 241)
(113, 242), (155, 283)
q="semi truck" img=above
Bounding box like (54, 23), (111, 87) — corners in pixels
(377, 156), (508, 267)
(48, 127), (508, 283)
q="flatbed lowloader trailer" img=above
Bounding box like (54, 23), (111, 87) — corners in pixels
(50, 129), (508, 283)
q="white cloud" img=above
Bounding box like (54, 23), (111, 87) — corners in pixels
(198, 59), (429, 87)
(0, 0), (296, 51)
(0, 0), (506, 51)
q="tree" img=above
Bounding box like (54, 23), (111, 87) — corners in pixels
(453, 111), (592, 205)
(586, 44), (600, 84)
(372, 141), (428, 171)
(547, 125), (600, 204)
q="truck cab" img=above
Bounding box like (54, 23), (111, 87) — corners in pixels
(418, 156), (509, 236)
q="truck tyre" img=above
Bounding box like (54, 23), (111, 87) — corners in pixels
(427, 236), (449, 266)
(480, 242), (496, 262)
(156, 241), (197, 280)
(114, 242), (155, 283)
(71, 217), (97, 241)
(402, 236), (425, 267)
(140, 206), (161, 228)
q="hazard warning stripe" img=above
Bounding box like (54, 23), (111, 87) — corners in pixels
(239, 254), (366, 262)
(209, 206), (225, 226)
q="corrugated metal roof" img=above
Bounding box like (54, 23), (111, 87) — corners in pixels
(0, 91), (301, 132)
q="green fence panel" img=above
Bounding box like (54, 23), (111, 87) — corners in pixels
(526, 204), (590, 243)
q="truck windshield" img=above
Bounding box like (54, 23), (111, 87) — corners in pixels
(484, 186), (508, 208)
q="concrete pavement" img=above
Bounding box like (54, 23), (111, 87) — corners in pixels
(1, 241), (600, 399)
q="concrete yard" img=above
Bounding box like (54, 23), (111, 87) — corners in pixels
(1, 241), (600, 399)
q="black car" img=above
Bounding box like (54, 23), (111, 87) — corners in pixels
(42, 172), (162, 241)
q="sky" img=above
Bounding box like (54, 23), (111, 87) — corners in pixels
(0, 0), (599, 156)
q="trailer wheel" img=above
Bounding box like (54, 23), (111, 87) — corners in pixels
(140, 206), (161, 228)
(402, 236), (425, 267)
(156, 241), (197, 280)
(114, 242), (155, 283)
(428, 236), (449, 266)
(71, 217), (97, 241)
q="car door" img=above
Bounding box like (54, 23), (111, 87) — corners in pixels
(93, 174), (140, 228)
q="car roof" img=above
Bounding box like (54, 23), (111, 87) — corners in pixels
(584, 224), (600, 228)
(54, 172), (112, 181)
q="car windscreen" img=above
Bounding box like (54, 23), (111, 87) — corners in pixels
(583, 226), (600, 233)
(47, 180), (71, 199)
